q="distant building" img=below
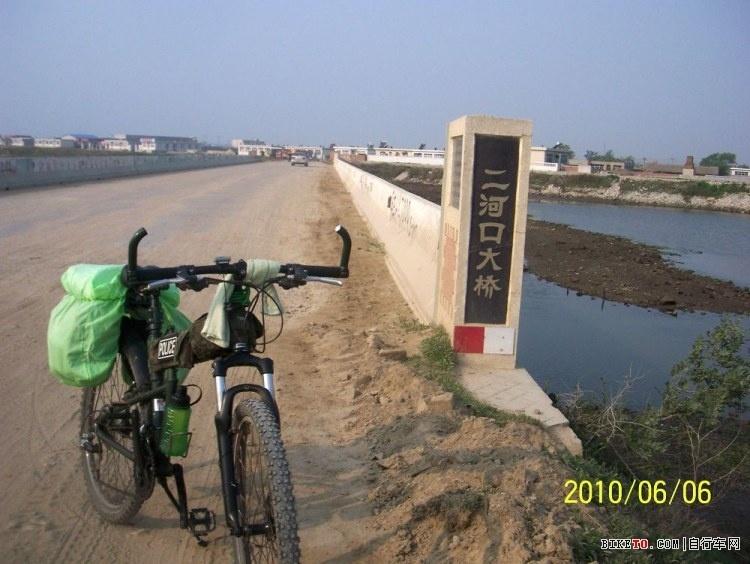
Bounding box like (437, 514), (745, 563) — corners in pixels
(286, 145), (323, 159)
(590, 160), (625, 173)
(62, 134), (100, 150)
(99, 138), (132, 152)
(530, 146), (559, 172)
(34, 137), (75, 149)
(231, 138), (264, 150)
(107, 134), (198, 153)
(729, 166), (750, 177)
(561, 159), (592, 174)
(332, 145), (369, 157)
(238, 143), (277, 157)
(545, 143), (574, 165)
(364, 146), (444, 166)
(203, 145), (235, 155)
(639, 156), (718, 177)
(10, 135), (34, 147)
(129, 135), (199, 153)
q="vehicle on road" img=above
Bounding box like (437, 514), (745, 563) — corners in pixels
(290, 153), (308, 167)
(75, 225), (351, 563)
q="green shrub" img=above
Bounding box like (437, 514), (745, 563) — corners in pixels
(530, 172), (617, 190)
(620, 178), (749, 199)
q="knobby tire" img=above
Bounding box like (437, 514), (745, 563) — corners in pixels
(232, 398), (300, 564)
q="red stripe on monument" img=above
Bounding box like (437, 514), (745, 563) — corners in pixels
(453, 326), (484, 353)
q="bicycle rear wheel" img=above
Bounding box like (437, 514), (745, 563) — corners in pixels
(80, 352), (153, 523)
(232, 398), (300, 564)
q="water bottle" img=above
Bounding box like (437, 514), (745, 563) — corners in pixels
(159, 386), (191, 457)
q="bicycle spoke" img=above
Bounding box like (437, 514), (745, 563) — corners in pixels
(83, 359), (137, 507)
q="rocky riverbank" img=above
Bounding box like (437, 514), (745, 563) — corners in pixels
(529, 183), (750, 214)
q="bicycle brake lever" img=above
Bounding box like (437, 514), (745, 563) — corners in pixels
(306, 276), (343, 287)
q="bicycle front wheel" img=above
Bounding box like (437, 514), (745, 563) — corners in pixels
(80, 352), (153, 523)
(232, 398), (300, 564)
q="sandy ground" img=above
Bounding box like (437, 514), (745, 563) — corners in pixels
(0, 161), (357, 562)
(0, 162), (598, 562)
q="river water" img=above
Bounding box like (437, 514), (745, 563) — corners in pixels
(528, 200), (750, 288)
(518, 201), (750, 407)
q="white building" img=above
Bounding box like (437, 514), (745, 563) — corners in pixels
(332, 145), (369, 157)
(367, 146), (445, 166)
(285, 145), (323, 159)
(128, 135), (199, 153)
(100, 138), (132, 152)
(10, 136), (34, 147)
(729, 166), (750, 177)
(529, 146), (560, 172)
(231, 138), (264, 150)
(62, 134), (100, 150)
(238, 143), (276, 157)
(34, 137), (75, 149)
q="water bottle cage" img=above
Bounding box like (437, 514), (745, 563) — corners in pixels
(159, 430), (193, 458)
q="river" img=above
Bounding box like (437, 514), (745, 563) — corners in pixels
(518, 201), (750, 407)
(527, 200), (750, 288)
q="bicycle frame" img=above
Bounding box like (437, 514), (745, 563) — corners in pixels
(93, 287), (283, 542)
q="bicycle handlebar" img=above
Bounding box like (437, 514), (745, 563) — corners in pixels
(122, 225), (351, 288)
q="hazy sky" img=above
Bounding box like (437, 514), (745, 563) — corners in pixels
(2, 1), (748, 163)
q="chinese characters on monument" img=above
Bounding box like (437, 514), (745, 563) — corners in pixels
(464, 135), (520, 324)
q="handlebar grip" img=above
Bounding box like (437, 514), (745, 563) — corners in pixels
(123, 228), (148, 285)
(335, 225), (351, 271)
(128, 228), (147, 272)
(301, 265), (347, 278)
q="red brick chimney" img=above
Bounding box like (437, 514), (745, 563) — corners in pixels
(683, 155), (695, 169)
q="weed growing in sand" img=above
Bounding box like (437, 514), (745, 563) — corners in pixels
(366, 239), (385, 253)
(410, 328), (539, 428)
(411, 489), (486, 532)
(398, 316), (429, 333)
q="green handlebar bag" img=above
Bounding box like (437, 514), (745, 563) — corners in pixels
(48, 264), (191, 387)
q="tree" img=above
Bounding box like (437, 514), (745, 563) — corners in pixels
(418, 143), (426, 150)
(552, 142), (575, 159)
(584, 150), (635, 167)
(700, 152), (736, 175)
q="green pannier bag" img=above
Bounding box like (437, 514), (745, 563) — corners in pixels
(48, 264), (191, 387)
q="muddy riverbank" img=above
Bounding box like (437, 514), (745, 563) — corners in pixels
(525, 219), (750, 315)
(351, 164), (750, 314)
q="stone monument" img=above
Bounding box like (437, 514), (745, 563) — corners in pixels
(434, 115), (532, 369)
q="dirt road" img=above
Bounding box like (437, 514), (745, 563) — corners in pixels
(0, 162), (588, 563)
(0, 161), (365, 562)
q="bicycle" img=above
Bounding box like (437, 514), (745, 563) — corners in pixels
(78, 224), (351, 563)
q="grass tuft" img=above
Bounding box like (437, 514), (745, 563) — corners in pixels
(409, 328), (540, 428)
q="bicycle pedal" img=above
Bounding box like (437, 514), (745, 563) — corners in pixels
(188, 507), (216, 536)
(79, 434), (101, 454)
